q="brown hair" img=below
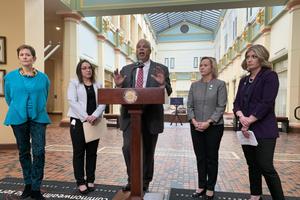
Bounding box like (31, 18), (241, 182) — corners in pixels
(76, 59), (96, 83)
(200, 56), (218, 78)
(241, 44), (272, 70)
(17, 44), (36, 57)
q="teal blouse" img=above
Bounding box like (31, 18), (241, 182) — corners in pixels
(4, 69), (51, 125)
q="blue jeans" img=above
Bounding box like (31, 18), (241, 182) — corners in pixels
(12, 120), (47, 191)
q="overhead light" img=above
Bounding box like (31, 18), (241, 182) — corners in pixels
(55, 26), (61, 31)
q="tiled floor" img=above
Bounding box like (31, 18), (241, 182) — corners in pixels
(1, 122), (300, 199)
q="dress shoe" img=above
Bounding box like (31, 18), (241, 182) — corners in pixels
(87, 183), (95, 192)
(206, 195), (214, 200)
(192, 189), (206, 198)
(143, 185), (149, 192)
(78, 184), (89, 194)
(122, 184), (131, 192)
(206, 190), (214, 200)
(21, 184), (32, 199)
(31, 190), (45, 200)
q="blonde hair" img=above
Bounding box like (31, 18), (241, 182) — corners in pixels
(241, 44), (272, 70)
(200, 56), (218, 78)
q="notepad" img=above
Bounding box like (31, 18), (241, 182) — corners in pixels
(236, 130), (258, 146)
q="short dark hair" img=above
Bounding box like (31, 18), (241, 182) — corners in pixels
(17, 44), (36, 57)
(76, 59), (96, 83)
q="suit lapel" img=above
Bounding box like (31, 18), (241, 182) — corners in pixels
(146, 60), (155, 87)
(243, 69), (265, 106)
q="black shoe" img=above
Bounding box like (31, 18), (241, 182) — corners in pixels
(143, 185), (149, 192)
(21, 184), (32, 199)
(31, 190), (45, 200)
(122, 184), (131, 192)
(206, 195), (214, 200)
(87, 183), (95, 192)
(78, 188), (89, 194)
(192, 189), (206, 198)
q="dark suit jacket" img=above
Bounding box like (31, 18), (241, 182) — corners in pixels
(233, 68), (279, 139)
(119, 60), (172, 134)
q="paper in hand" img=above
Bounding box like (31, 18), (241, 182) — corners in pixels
(83, 119), (106, 143)
(236, 130), (258, 146)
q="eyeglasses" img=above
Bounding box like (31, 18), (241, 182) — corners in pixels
(81, 67), (92, 70)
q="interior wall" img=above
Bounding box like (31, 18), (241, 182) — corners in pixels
(0, 1), (26, 144)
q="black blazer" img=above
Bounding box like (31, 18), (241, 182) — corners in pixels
(119, 60), (172, 134)
(233, 68), (279, 139)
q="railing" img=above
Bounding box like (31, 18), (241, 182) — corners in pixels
(44, 41), (61, 61)
(294, 106), (300, 120)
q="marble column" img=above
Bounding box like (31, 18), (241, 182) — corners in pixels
(286, 0), (300, 122)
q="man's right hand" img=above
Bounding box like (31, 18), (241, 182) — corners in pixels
(113, 69), (126, 87)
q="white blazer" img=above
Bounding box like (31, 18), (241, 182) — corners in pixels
(67, 79), (106, 122)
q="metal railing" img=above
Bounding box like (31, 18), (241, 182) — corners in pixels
(294, 106), (300, 120)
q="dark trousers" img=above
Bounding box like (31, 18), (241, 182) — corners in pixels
(70, 118), (99, 186)
(190, 124), (224, 191)
(12, 120), (47, 191)
(122, 125), (158, 187)
(242, 139), (285, 200)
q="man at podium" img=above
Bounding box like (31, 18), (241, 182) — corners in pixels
(113, 39), (172, 192)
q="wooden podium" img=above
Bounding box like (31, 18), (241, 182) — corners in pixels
(98, 87), (164, 200)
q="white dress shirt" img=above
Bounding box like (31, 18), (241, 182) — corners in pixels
(135, 59), (150, 88)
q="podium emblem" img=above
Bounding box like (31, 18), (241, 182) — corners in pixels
(123, 89), (138, 104)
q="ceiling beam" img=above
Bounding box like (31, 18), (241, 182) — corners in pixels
(72, 0), (288, 16)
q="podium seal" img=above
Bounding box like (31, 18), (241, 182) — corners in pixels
(123, 89), (138, 104)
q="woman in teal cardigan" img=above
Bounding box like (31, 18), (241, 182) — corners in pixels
(4, 44), (51, 200)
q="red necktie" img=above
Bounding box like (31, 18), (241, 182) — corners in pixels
(135, 68), (143, 88)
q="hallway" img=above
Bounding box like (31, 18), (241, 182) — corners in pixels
(1, 123), (299, 199)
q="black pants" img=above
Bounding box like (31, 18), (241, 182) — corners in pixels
(191, 124), (224, 191)
(242, 139), (285, 200)
(70, 118), (99, 186)
(122, 125), (158, 187)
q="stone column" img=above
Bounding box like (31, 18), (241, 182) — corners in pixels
(59, 12), (82, 123)
(25, 0), (44, 71)
(286, 0), (300, 122)
(131, 15), (138, 53)
(125, 15), (131, 42)
(260, 25), (271, 50)
(97, 34), (106, 87)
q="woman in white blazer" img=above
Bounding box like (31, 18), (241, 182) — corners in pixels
(67, 59), (105, 194)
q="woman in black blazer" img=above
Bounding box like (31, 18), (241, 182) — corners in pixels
(67, 60), (105, 194)
(233, 45), (285, 200)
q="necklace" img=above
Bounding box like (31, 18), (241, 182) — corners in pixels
(19, 67), (37, 77)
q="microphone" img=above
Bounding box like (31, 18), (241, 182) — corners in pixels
(135, 60), (144, 68)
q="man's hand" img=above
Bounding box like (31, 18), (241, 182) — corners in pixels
(151, 66), (165, 86)
(113, 69), (126, 87)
